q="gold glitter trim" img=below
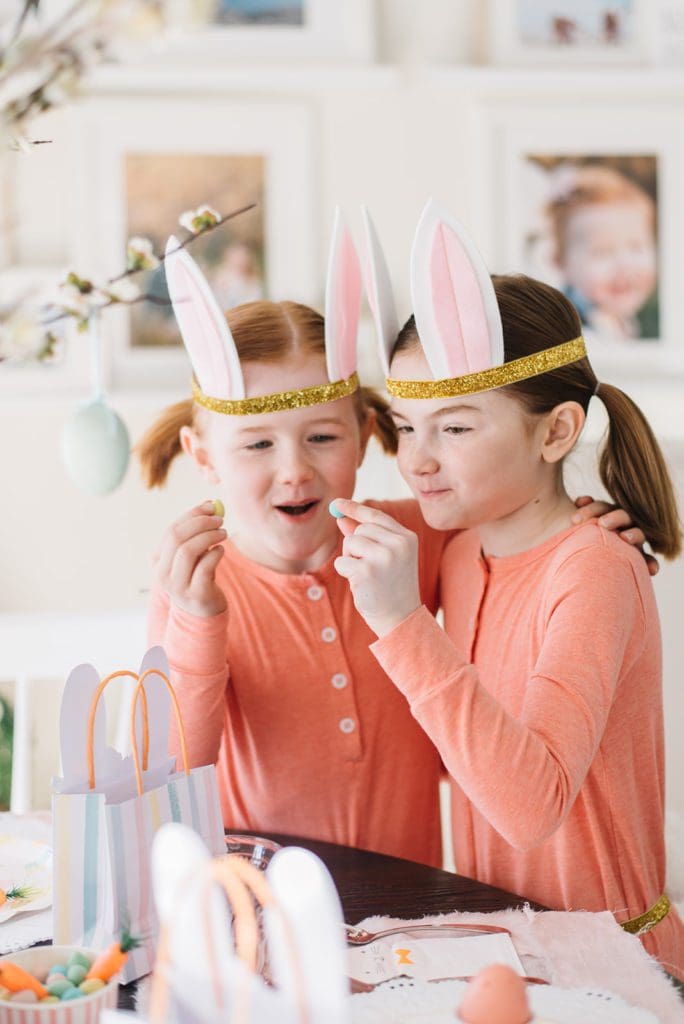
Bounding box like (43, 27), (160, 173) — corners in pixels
(620, 893), (671, 936)
(192, 371), (359, 415)
(386, 337), (587, 400)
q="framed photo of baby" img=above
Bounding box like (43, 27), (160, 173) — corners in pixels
(520, 155), (659, 346)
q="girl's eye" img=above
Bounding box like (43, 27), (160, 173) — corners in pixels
(395, 424), (413, 435)
(444, 426), (471, 435)
(245, 440), (273, 451)
(308, 434), (338, 443)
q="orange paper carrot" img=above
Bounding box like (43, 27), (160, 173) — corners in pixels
(85, 929), (142, 982)
(0, 962), (48, 998)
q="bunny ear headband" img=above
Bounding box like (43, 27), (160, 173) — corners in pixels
(164, 206), (361, 415)
(361, 199), (586, 400)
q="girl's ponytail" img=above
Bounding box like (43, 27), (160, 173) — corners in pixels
(359, 385), (398, 455)
(136, 399), (194, 489)
(597, 383), (682, 559)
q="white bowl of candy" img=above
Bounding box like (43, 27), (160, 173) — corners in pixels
(0, 945), (119, 1023)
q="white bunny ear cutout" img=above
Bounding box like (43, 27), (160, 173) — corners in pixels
(360, 205), (399, 377)
(324, 208), (361, 383)
(164, 236), (245, 400)
(410, 199), (504, 380)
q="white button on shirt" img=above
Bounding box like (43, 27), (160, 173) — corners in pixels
(321, 626), (337, 643)
(339, 717), (356, 734)
(307, 585), (323, 601)
(331, 673), (348, 690)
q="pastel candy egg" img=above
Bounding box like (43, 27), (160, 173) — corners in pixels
(60, 987), (84, 1001)
(48, 964), (68, 977)
(66, 965), (87, 985)
(79, 979), (105, 995)
(67, 951), (91, 970)
(11, 990), (38, 1003)
(328, 500), (345, 519)
(212, 498), (225, 518)
(0, 986), (11, 1000)
(458, 964), (531, 1024)
(47, 978), (74, 997)
(41, 996), (61, 1003)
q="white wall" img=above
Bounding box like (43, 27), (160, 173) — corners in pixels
(2, 0), (684, 818)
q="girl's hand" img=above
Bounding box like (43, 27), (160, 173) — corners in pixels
(572, 495), (659, 577)
(153, 501), (228, 617)
(331, 498), (422, 638)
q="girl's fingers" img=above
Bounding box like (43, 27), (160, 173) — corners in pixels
(331, 498), (407, 535)
(597, 508), (632, 531)
(574, 495), (594, 508)
(191, 544), (225, 586)
(572, 499), (614, 523)
(619, 527), (646, 546)
(645, 553), (660, 577)
(343, 532), (387, 561)
(155, 512), (224, 580)
(333, 555), (360, 580)
(168, 529), (227, 593)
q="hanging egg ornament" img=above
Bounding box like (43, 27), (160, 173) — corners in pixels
(61, 397), (130, 496)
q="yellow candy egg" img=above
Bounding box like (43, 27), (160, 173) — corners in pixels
(79, 978), (105, 995)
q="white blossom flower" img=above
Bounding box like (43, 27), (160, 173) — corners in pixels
(105, 278), (142, 303)
(0, 308), (52, 362)
(126, 236), (159, 271)
(179, 204), (221, 234)
(57, 282), (97, 319)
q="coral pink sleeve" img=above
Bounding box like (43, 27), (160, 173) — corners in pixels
(147, 584), (230, 769)
(370, 547), (645, 849)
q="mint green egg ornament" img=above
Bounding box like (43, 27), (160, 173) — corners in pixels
(61, 397), (130, 496)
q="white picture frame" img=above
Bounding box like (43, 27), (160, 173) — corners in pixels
(160, 0), (375, 63)
(70, 95), (315, 391)
(470, 100), (684, 376)
(487, 0), (655, 66)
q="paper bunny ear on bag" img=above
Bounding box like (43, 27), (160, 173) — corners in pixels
(164, 235), (245, 400)
(324, 207), (362, 383)
(360, 205), (399, 377)
(410, 199), (504, 380)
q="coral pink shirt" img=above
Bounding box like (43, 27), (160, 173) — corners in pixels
(148, 500), (446, 867)
(372, 521), (684, 978)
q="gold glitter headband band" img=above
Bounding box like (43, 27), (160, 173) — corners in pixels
(386, 337), (587, 400)
(192, 371), (359, 416)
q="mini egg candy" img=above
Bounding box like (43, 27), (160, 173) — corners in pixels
(40, 996), (60, 1004)
(212, 498), (225, 518)
(10, 990), (38, 1003)
(328, 500), (345, 519)
(60, 987), (84, 1001)
(48, 964), (68, 978)
(47, 978), (74, 997)
(0, 986), (11, 1000)
(66, 951), (91, 971)
(79, 978), (105, 995)
(66, 964), (87, 985)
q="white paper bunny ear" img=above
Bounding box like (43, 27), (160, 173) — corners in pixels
(164, 236), (245, 400)
(410, 199), (504, 380)
(324, 208), (361, 383)
(360, 205), (400, 377)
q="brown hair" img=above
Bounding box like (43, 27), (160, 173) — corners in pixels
(393, 274), (682, 559)
(545, 164), (655, 260)
(136, 299), (396, 487)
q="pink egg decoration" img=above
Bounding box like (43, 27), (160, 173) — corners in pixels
(457, 964), (531, 1024)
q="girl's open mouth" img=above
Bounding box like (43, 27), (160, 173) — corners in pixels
(275, 500), (320, 518)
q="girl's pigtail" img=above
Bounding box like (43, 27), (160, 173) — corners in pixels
(597, 382), (682, 559)
(360, 386), (398, 455)
(135, 400), (194, 489)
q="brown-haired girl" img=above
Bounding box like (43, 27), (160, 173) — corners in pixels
(334, 202), (684, 975)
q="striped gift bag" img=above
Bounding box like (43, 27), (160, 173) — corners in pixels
(52, 651), (225, 983)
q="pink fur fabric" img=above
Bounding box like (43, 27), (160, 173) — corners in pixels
(355, 909), (684, 1024)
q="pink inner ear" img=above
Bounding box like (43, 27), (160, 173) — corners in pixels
(431, 224), (492, 377)
(330, 229), (361, 381)
(168, 259), (235, 399)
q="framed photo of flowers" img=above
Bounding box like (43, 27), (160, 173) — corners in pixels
(71, 96), (315, 390)
(487, 0), (654, 66)
(471, 100), (684, 372)
(163, 0), (375, 62)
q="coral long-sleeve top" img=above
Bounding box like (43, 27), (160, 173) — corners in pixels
(148, 500), (446, 867)
(371, 521), (684, 978)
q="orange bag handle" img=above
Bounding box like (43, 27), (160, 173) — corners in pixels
(87, 667), (190, 795)
(149, 856), (310, 1024)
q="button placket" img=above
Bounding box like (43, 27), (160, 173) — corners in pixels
(305, 578), (362, 760)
